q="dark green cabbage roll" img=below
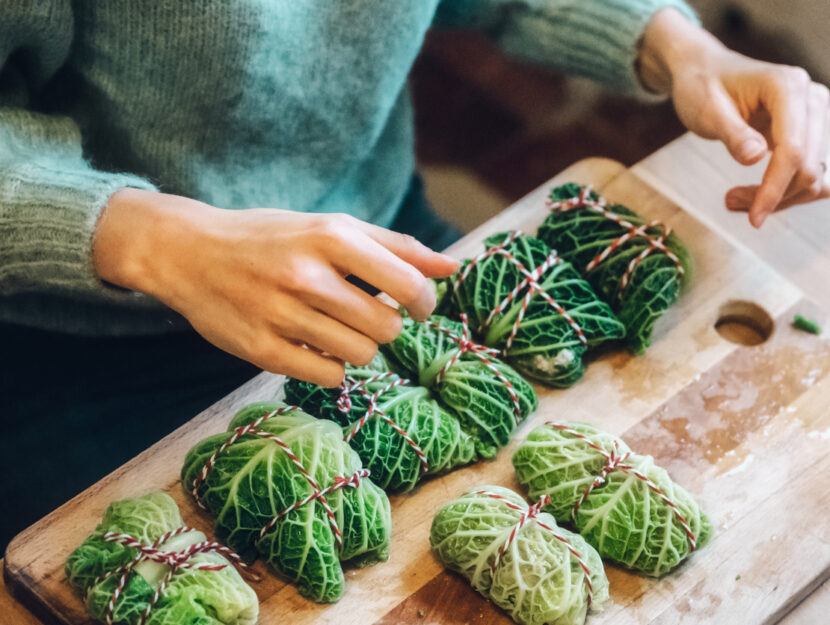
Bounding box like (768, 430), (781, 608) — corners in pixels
(440, 231), (625, 387)
(538, 183), (691, 354)
(381, 314), (537, 458)
(284, 353), (475, 493)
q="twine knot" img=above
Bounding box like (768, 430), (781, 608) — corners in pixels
(545, 186), (684, 297)
(96, 527), (255, 625)
(471, 490), (594, 607)
(547, 421), (697, 552)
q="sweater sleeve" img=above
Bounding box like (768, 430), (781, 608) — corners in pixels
(434, 0), (699, 97)
(0, 2), (158, 308)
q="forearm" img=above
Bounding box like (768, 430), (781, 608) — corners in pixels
(637, 8), (727, 95)
(435, 0), (700, 96)
(93, 188), (223, 303)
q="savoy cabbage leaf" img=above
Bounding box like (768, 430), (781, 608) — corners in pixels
(442, 232), (625, 387)
(65, 492), (258, 625)
(381, 315), (537, 458)
(181, 403), (391, 603)
(430, 485), (608, 625)
(285, 353), (476, 493)
(513, 421), (712, 576)
(538, 183), (692, 354)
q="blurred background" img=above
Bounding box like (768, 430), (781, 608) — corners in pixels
(413, 1), (829, 232)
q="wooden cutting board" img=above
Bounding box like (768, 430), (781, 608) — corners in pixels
(6, 158), (830, 625)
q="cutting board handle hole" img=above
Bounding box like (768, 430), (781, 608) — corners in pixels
(715, 300), (774, 346)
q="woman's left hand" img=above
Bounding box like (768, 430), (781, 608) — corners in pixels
(639, 8), (830, 227)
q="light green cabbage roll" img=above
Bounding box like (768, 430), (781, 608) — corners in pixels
(65, 492), (258, 625)
(513, 421), (712, 576)
(430, 486), (608, 625)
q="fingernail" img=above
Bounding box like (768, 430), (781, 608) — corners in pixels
(750, 212), (766, 228)
(740, 137), (766, 160)
(441, 253), (459, 266)
(410, 286), (436, 321)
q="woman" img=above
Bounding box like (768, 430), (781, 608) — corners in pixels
(0, 2), (826, 547)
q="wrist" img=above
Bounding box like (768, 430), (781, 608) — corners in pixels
(638, 8), (725, 94)
(93, 188), (222, 299)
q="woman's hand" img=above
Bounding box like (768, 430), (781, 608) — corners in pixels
(639, 9), (830, 227)
(93, 189), (459, 386)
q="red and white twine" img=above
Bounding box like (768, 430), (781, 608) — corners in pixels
(425, 314), (522, 424)
(452, 230), (586, 352)
(546, 421), (696, 551)
(337, 374), (429, 472)
(471, 490), (594, 607)
(191, 405), (369, 550)
(546, 186), (684, 296)
(93, 526), (256, 625)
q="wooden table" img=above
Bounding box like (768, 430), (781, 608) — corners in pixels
(632, 132), (830, 622)
(3, 132), (828, 623)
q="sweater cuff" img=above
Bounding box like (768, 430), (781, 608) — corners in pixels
(498, 0), (700, 98)
(0, 167), (158, 302)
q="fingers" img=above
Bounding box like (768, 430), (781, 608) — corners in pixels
(726, 78), (830, 223)
(706, 85), (768, 165)
(805, 83), (830, 190)
(726, 183), (830, 214)
(308, 214), (458, 321)
(749, 68), (811, 226)
(249, 336), (345, 387)
(273, 300), (379, 367)
(358, 221), (460, 279)
(304, 274), (404, 344)
(320, 227), (436, 321)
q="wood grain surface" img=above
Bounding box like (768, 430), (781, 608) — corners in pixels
(5, 157), (830, 625)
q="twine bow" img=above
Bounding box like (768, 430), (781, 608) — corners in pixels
(452, 230), (586, 352)
(546, 186), (684, 297)
(425, 314), (522, 424)
(547, 422), (696, 551)
(93, 526), (256, 625)
(471, 490), (594, 607)
(338, 374), (429, 472)
(191, 406), (370, 551)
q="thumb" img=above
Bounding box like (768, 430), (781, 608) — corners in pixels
(708, 92), (768, 165)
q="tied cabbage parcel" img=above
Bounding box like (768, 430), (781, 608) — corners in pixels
(440, 232), (625, 388)
(538, 183), (692, 354)
(181, 403), (391, 603)
(430, 486), (608, 625)
(65, 492), (258, 625)
(381, 315), (537, 458)
(513, 421), (712, 576)
(284, 353), (476, 493)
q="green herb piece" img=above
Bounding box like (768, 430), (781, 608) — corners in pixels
(513, 421), (712, 577)
(65, 492), (259, 625)
(440, 232), (625, 388)
(538, 184), (692, 354)
(430, 486), (608, 625)
(284, 353), (476, 493)
(182, 403), (391, 603)
(381, 314), (537, 458)
(793, 314), (822, 335)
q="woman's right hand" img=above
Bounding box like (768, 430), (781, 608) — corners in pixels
(93, 189), (459, 386)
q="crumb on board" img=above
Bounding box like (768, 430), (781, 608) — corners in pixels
(793, 314), (821, 335)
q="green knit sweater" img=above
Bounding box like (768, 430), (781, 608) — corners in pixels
(0, 0), (695, 336)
